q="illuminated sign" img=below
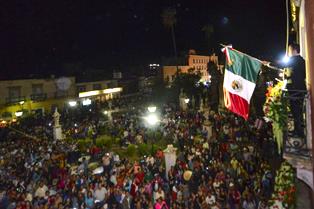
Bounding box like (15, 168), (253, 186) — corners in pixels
(79, 87), (122, 98)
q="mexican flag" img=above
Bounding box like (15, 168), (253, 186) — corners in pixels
(222, 47), (261, 120)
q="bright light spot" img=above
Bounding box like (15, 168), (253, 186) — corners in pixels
(104, 110), (108, 115)
(89, 109), (92, 112)
(282, 55), (290, 64)
(79, 90), (101, 98)
(74, 123), (77, 127)
(48, 123), (52, 126)
(103, 88), (122, 94)
(184, 98), (190, 104)
(82, 99), (92, 106)
(19, 101), (25, 105)
(68, 101), (77, 107)
(15, 111), (23, 117)
(147, 106), (156, 113)
(279, 73), (284, 78)
(281, 79), (288, 90)
(145, 114), (159, 126)
(79, 88), (122, 98)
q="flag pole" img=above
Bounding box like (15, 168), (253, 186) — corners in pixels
(220, 44), (263, 63)
(220, 44), (283, 71)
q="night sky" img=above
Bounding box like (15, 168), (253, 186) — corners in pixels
(0, 0), (286, 79)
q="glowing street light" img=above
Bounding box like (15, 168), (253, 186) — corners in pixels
(82, 99), (92, 106)
(145, 114), (159, 126)
(15, 111), (23, 117)
(104, 110), (108, 115)
(68, 101), (77, 107)
(184, 98), (190, 104)
(147, 106), (157, 113)
(19, 101), (25, 105)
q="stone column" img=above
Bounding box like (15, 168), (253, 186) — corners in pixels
(53, 108), (63, 140)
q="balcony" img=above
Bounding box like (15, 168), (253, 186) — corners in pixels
(5, 96), (26, 105)
(282, 90), (312, 169)
(30, 93), (47, 102)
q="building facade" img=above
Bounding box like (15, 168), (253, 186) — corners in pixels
(0, 77), (76, 119)
(162, 53), (219, 83)
(0, 77), (122, 120)
(76, 79), (121, 101)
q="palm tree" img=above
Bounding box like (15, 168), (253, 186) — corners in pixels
(202, 24), (214, 51)
(161, 8), (178, 66)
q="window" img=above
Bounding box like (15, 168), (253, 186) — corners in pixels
(32, 84), (43, 95)
(8, 86), (21, 98)
(193, 59), (195, 64)
(93, 83), (102, 90)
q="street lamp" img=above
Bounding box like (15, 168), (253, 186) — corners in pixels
(147, 106), (157, 113)
(184, 98), (190, 104)
(68, 101), (77, 107)
(15, 111), (23, 117)
(145, 113), (159, 126)
(82, 99), (92, 106)
(144, 112), (159, 155)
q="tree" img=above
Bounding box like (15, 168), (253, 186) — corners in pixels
(161, 8), (178, 65)
(207, 61), (222, 111)
(171, 71), (204, 106)
(202, 24), (214, 50)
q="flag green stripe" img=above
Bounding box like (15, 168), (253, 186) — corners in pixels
(226, 49), (261, 83)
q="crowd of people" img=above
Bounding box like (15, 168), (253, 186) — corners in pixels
(0, 100), (279, 209)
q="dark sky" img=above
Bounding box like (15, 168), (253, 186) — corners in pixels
(0, 0), (286, 79)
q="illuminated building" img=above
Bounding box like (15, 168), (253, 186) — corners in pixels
(0, 76), (122, 120)
(162, 51), (219, 83)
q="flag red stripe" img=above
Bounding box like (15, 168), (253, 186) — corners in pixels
(224, 88), (249, 120)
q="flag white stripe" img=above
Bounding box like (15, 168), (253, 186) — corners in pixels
(223, 69), (256, 103)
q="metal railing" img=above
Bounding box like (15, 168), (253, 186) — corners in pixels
(30, 93), (47, 101)
(5, 96), (26, 105)
(282, 89), (312, 158)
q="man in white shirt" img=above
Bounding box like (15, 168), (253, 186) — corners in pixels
(94, 184), (107, 202)
(206, 191), (216, 206)
(35, 182), (48, 198)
